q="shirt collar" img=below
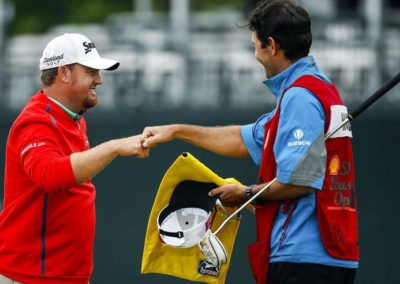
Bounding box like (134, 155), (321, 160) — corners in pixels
(262, 55), (317, 100)
(46, 96), (82, 121)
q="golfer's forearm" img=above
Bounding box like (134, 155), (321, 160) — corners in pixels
(173, 124), (249, 157)
(70, 140), (119, 184)
(254, 181), (314, 201)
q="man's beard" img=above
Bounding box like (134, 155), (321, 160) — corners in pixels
(83, 96), (97, 111)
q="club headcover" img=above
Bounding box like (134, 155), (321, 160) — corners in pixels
(198, 229), (227, 268)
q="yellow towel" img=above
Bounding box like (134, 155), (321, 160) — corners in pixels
(141, 152), (242, 284)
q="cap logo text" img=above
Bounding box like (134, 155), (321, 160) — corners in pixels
(43, 54), (64, 66)
(83, 42), (96, 54)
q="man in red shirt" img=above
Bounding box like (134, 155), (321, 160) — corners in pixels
(0, 33), (149, 284)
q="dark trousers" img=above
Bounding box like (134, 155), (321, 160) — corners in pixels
(267, 262), (357, 284)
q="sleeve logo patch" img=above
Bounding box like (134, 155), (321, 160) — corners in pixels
(288, 128), (311, 147)
(293, 129), (304, 140)
(21, 142), (46, 156)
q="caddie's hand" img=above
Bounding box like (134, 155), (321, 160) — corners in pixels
(208, 184), (246, 207)
(141, 125), (175, 148)
(116, 135), (150, 158)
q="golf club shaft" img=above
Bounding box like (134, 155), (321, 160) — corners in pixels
(214, 71), (400, 236)
(350, 71), (400, 120)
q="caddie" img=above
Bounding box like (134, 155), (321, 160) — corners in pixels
(141, 1), (359, 283)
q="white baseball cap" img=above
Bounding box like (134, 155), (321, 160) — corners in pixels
(39, 33), (119, 71)
(157, 180), (218, 248)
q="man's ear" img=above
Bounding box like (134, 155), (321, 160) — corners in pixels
(267, 37), (280, 56)
(58, 65), (71, 83)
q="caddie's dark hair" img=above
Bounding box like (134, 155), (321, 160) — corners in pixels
(40, 64), (75, 87)
(249, 0), (312, 60)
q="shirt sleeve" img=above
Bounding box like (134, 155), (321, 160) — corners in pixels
(274, 87), (326, 189)
(241, 111), (275, 166)
(15, 122), (77, 193)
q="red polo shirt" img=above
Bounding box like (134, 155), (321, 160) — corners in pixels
(0, 91), (96, 284)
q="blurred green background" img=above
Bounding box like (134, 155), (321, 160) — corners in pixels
(8, 0), (246, 35)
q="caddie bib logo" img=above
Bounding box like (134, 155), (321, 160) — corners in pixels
(329, 155), (340, 175)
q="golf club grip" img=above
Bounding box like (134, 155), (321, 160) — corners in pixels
(350, 71), (400, 120)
